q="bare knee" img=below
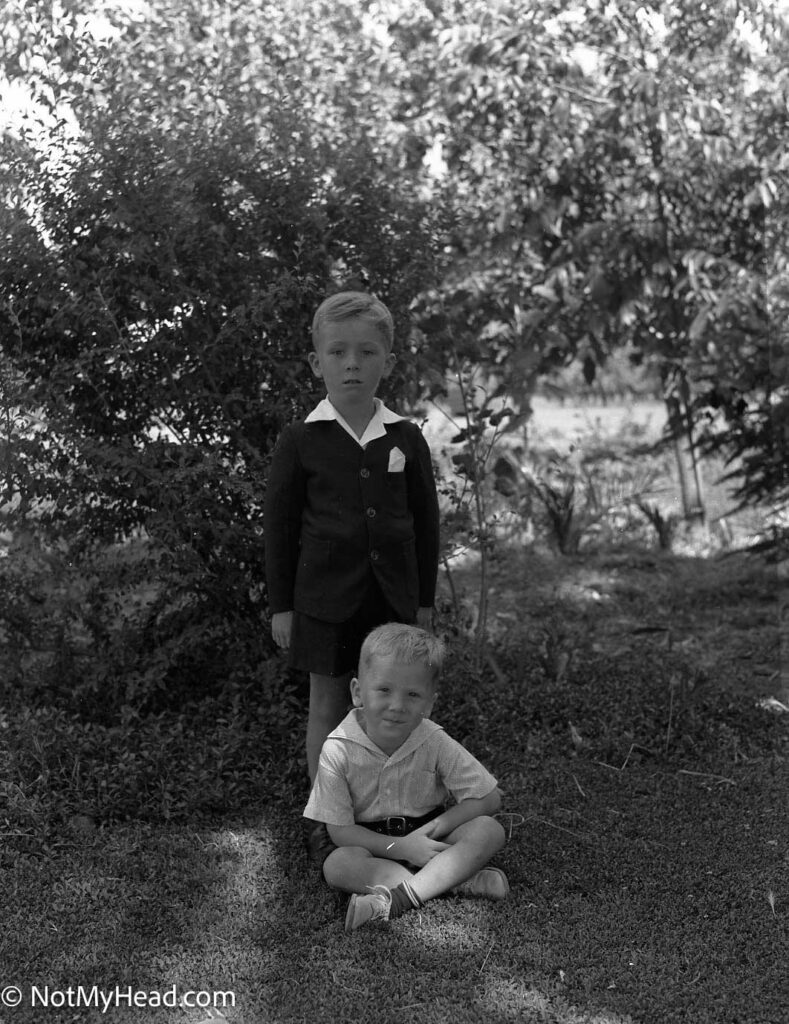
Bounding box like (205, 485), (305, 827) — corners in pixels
(323, 845), (371, 889)
(323, 845), (413, 893)
(487, 815), (507, 852)
(452, 815), (506, 853)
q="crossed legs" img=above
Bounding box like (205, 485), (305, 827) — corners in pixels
(323, 815), (506, 902)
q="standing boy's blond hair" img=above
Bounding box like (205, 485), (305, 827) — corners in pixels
(311, 291), (394, 352)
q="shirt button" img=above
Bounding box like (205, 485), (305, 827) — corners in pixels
(360, 468), (370, 479)
(366, 507), (376, 518)
(370, 550), (379, 561)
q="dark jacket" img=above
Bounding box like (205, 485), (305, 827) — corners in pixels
(264, 418), (440, 623)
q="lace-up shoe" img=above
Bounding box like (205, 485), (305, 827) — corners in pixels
(345, 885), (392, 931)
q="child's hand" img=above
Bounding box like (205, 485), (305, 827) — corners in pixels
(271, 611), (293, 650)
(389, 833), (449, 867)
(411, 818), (446, 840)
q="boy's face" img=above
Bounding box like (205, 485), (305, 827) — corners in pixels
(309, 317), (395, 408)
(351, 654), (436, 755)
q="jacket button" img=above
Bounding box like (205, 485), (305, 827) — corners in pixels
(366, 507), (376, 518)
(370, 550), (379, 561)
(360, 468), (370, 478)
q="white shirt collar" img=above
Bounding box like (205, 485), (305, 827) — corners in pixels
(305, 396), (404, 447)
(332, 708), (442, 764)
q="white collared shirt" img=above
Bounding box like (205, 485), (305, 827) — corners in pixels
(304, 709), (499, 825)
(304, 396), (404, 448)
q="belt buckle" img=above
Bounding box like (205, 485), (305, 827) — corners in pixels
(385, 816), (407, 836)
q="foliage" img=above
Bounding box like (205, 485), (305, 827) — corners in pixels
(2, 0), (787, 703)
(634, 498), (680, 551)
(522, 445), (659, 554)
(387, 0), (788, 513)
(0, 666), (304, 850)
(428, 357), (520, 667)
(0, 1), (447, 705)
(689, 244), (789, 531)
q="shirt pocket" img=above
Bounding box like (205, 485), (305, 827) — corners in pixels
(404, 768), (443, 810)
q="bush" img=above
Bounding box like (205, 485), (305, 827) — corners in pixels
(1, 85), (444, 713)
(0, 663), (304, 852)
(0, 528), (277, 716)
(435, 622), (786, 783)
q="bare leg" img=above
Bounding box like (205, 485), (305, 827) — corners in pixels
(324, 816), (505, 899)
(324, 846), (415, 892)
(306, 672), (352, 783)
(408, 816), (505, 903)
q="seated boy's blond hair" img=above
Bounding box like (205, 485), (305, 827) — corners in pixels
(312, 291), (394, 351)
(358, 623), (445, 683)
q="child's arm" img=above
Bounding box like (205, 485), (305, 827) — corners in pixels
(327, 823), (449, 867)
(271, 611), (293, 649)
(326, 788), (502, 863)
(264, 427), (305, 634)
(406, 428), (440, 614)
(409, 788), (502, 841)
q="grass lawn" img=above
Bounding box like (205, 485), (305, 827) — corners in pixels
(1, 550), (786, 1024)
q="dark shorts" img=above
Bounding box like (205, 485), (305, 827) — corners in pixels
(306, 808), (444, 873)
(289, 573), (410, 677)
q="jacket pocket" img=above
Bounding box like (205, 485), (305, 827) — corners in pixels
(385, 470), (408, 505)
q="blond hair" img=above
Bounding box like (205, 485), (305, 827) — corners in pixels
(358, 623), (445, 683)
(311, 291), (394, 352)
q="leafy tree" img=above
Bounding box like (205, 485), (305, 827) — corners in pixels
(385, 0), (788, 519)
(689, 191), (789, 531)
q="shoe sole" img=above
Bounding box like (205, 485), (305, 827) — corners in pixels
(345, 894), (365, 932)
(345, 891), (392, 931)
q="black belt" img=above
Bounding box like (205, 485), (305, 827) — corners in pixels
(358, 808), (442, 837)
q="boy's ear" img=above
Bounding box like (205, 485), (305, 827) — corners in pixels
(350, 677), (363, 707)
(381, 352), (396, 377)
(308, 351), (324, 378)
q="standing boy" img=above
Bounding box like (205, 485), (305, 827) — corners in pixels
(305, 623), (509, 932)
(264, 291), (440, 790)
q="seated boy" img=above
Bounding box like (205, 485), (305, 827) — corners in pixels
(304, 623), (509, 932)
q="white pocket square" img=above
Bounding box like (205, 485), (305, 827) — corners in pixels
(388, 446), (406, 472)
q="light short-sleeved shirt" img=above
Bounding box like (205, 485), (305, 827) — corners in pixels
(304, 709), (498, 826)
(304, 396), (405, 448)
